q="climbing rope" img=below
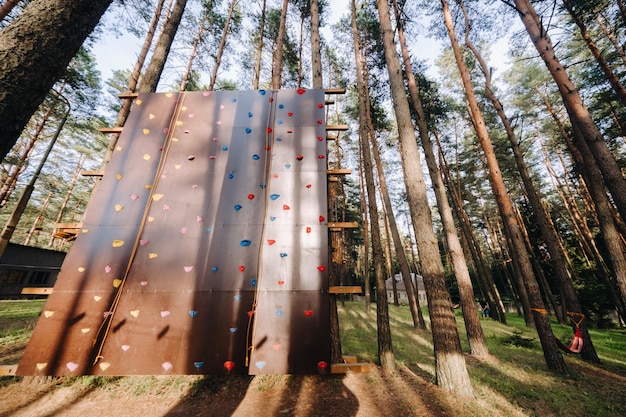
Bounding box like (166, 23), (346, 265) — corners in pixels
(92, 92), (187, 366)
(245, 90), (278, 367)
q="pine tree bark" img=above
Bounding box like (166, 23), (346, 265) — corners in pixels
(271, 0), (288, 90)
(138, 0), (188, 93)
(392, 0), (484, 352)
(0, 0), (113, 161)
(513, 0), (626, 228)
(351, 0), (394, 371)
(252, 0), (267, 90)
(208, 0), (236, 91)
(376, 0), (472, 393)
(0, 0), (20, 21)
(441, 0), (566, 373)
(310, 0), (323, 89)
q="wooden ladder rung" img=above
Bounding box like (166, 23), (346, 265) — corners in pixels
(325, 88), (346, 95)
(21, 287), (53, 295)
(118, 92), (139, 99)
(326, 135), (338, 141)
(54, 222), (83, 230)
(81, 170), (104, 177)
(326, 169), (352, 175)
(328, 286), (362, 294)
(331, 363), (370, 374)
(0, 364), (18, 376)
(99, 127), (123, 134)
(327, 222), (359, 230)
(326, 124), (349, 131)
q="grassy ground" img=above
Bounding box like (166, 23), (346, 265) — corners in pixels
(1, 299), (625, 416)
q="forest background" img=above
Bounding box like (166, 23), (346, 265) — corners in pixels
(1, 0), (626, 399)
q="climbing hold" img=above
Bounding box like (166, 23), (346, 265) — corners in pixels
(270, 194), (280, 200)
(250, 278), (256, 286)
(317, 136), (324, 141)
(240, 240), (252, 247)
(228, 172), (234, 179)
(160, 311), (170, 317)
(304, 310), (314, 317)
(255, 361), (266, 369)
(317, 361), (328, 370)
(277, 280), (285, 286)
(288, 112), (293, 117)
(189, 310), (198, 318)
(247, 310), (255, 317)
(252, 154), (260, 160)
(276, 137), (282, 141)
(296, 155), (304, 161)
(306, 184), (312, 188)
(280, 253), (288, 258)
(248, 194), (255, 200)
(317, 265), (326, 271)
(317, 120), (323, 125)
(184, 266), (193, 272)
(234, 295), (241, 301)
(270, 216), (277, 221)
(283, 204), (290, 210)
(112, 240), (124, 248)
(194, 362), (204, 370)
(231, 97), (237, 102)
(222, 146), (228, 151)
(277, 120), (283, 125)
(317, 103), (324, 109)
(130, 194), (139, 200)
(245, 128), (252, 134)
(285, 164), (291, 169)
(209, 155), (216, 159)
(278, 104), (284, 109)
(267, 127), (273, 133)
(180, 227), (188, 234)
(239, 265), (245, 272)
(224, 361), (235, 371)
(317, 154), (325, 159)
(197, 216), (204, 223)
(276, 309), (283, 316)
(267, 239), (276, 245)
(259, 90), (266, 95)
(297, 88), (306, 94)
(105, 265), (112, 273)
(162, 362), (173, 371)
(212, 266), (219, 272)
(229, 327), (238, 333)
(121, 345), (130, 351)
(248, 112), (253, 117)
(319, 215), (325, 223)
(234, 204), (242, 211)
(265, 145), (271, 150)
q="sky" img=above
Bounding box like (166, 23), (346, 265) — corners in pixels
(91, 1), (512, 94)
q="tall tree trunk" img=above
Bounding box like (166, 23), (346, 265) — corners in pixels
(102, 0), (164, 167)
(208, 0), (237, 91)
(562, 0), (626, 105)
(138, 0), (188, 93)
(361, 43), (425, 328)
(596, 14), (626, 67)
(394, 0), (486, 354)
(0, 0), (20, 21)
(271, 0), (288, 90)
(48, 156), (84, 247)
(513, 0), (626, 227)
(252, 0), (266, 90)
(0, 0), (113, 161)
(180, 22), (205, 92)
(359, 148), (372, 314)
(376, 0), (472, 394)
(351, 0), (394, 371)
(442, 0), (566, 373)
(310, 0), (322, 89)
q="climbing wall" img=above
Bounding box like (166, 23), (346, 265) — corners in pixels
(17, 89), (331, 376)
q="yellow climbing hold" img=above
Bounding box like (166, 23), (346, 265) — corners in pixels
(112, 240), (124, 248)
(115, 204), (124, 212)
(152, 194), (163, 201)
(113, 279), (122, 288)
(143, 128), (150, 135)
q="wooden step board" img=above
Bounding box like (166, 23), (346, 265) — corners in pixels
(328, 286), (362, 294)
(21, 287), (53, 295)
(0, 364), (18, 376)
(331, 356), (370, 374)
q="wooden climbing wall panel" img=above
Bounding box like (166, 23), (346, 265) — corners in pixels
(17, 89), (331, 376)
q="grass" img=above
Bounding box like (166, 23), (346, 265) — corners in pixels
(1, 299), (625, 416)
(339, 302), (626, 417)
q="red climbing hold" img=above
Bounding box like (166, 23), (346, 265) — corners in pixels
(239, 265), (245, 272)
(319, 215), (325, 223)
(306, 227), (311, 233)
(317, 265), (326, 272)
(317, 154), (325, 159)
(267, 127), (273, 133)
(248, 194), (255, 200)
(288, 112), (293, 117)
(306, 184), (312, 188)
(317, 361), (328, 370)
(304, 310), (314, 317)
(267, 239), (276, 245)
(224, 361), (235, 371)
(297, 88), (306, 95)
(317, 136), (324, 141)
(283, 204), (290, 210)
(317, 103), (324, 109)
(317, 120), (323, 125)
(247, 310), (255, 317)
(296, 155), (304, 161)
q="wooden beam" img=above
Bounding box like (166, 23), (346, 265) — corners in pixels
(326, 124), (349, 131)
(328, 286), (362, 294)
(118, 92), (139, 99)
(326, 135), (338, 141)
(21, 287), (53, 295)
(99, 127), (123, 134)
(327, 222), (359, 229)
(326, 169), (352, 175)
(331, 363), (370, 374)
(0, 364), (18, 376)
(325, 99), (335, 105)
(81, 170), (104, 177)
(54, 222), (83, 230)
(342, 355), (358, 363)
(325, 88), (346, 94)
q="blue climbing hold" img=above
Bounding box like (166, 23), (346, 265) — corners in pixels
(251, 278), (257, 287)
(212, 266), (219, 271)
(228, 172), (234, 179)
(259, 90), (266, 95)
(248, 112), (253, 117)
(277, 120), (283, 125)
(276, 137), (282, 141)
(206, 228), (212, 233)
(234, 295), (242, 301)
(231, 97), (237, 102)
(222, 146), (228, 151)
(275, 309), (283, 316)
(279, 104), (284, 109)
(280, 253), (288, 258)
(270, 194), (280, 200)
(285, 164), (291, 169)
(252, 154), (260, 160)
(194, 361), (204, 369)
(229, 327), (238, 333)
(234, 204), (242, 211)
(240, 240), (252, 247)
(189, 310), (198, 318)
(270, 216), (277, 221)
(245, 128), (252, 134)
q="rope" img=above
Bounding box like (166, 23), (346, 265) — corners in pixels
(92, 92), (186, 366)
(245, 90), (278, 367)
